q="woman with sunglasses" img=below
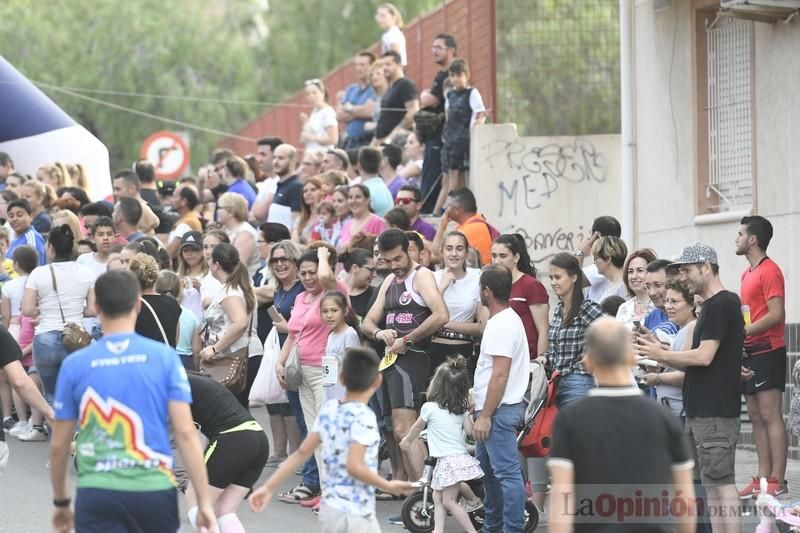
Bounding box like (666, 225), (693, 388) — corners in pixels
(261, 240), (305, 474)
(300, 79), (338, 151)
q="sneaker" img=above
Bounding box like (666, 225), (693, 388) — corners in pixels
(387, 515), (403, 526)
(2, 416), (16, 432)
(8, 420), (30, 437)
(300, 495), (322, 509)
(738, 476), (760, 499)
(17, 425), (48, 442)
(766, 478), (788, 497)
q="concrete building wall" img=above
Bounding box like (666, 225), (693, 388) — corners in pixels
(632, 0), (799, 455)
(632, 0), (799, 319)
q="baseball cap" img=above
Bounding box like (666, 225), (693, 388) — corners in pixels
(670, 242), (718, 267)
(180, 231), (203, 250)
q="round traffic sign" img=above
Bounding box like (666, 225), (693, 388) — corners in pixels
(139, 131), (190, 180)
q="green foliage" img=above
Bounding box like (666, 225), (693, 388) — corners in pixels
(1, 0), (263, 171)
(259, 0), (441, 98)
(496, 0), (620, 136)
(0, 0), (439, 172)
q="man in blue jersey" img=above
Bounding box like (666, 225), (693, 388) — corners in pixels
(6, 199), (46, 265)
(49, 270), (216, 533)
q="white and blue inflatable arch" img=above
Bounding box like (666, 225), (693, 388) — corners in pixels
(0, 56), (111, 200)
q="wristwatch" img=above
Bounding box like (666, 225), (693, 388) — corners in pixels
(345, 102), (353, 112)
(53, 498), (71, 508)
(573, 249), (584, 258)
(403, 336), (414, 349)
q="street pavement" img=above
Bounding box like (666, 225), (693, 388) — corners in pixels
(0, 406), (471, 533)
(2, 403), (798, 532)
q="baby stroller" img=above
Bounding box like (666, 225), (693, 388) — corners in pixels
(517, 368), (560, 458)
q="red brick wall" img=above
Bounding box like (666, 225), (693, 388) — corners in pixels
(219, 0), (496, 155)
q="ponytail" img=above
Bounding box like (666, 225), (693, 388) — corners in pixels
(211, 242), (256, 314)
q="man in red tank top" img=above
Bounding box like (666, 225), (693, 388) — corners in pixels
(735, 215), (788, 498)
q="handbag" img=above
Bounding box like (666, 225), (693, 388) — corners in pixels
(50, 265), (92, 353)
(518, 372), (561, 458)
(249, 328), (287, 404)
(199, 312), (252, 395)
(283, 343), (302, 390)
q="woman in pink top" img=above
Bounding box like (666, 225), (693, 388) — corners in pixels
(276, 243), (346, 484)
(338, 184), (387, 249)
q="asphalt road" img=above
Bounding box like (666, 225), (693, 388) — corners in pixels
(1, 406), (525, 533)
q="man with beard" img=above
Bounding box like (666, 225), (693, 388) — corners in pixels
(267, 144), (303, 230)
(362, 229), (448, 494)
(472, 264), (530, 533)
(252, 137), (283, 224)
(637, 242), (744, 533)
(418, 33), (457, 213)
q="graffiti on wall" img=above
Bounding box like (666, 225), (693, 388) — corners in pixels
(471, 125), (620, 264)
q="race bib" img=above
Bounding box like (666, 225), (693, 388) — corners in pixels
(322, 355), (338, 387)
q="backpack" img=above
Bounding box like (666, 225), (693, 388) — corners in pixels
(482, 218), (501, 241)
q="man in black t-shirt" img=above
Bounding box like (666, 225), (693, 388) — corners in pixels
(374, 51), (418, 144)
(0, 323), (54, 473)
(419, 33), (457, 213)
(550, 318), (694, 533)
(638, 242), (744, 533)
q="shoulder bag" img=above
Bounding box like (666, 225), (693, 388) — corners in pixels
(140, 297), (170, 345)
(50, 265), (92, 353)
(283, 291), (321, 390)
(199, 311), (252, 395)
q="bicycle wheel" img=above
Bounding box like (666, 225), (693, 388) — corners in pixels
(401, 490), (435, 533)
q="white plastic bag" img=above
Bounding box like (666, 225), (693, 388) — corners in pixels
(249, 328), (287, 404)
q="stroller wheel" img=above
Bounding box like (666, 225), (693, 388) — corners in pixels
(401, 491), (435, 533)
(524, 500), (540, 532)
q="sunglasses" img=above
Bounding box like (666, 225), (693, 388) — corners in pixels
(395, 197), (415, 205)
(304, 78), (323, 90)
(269, 257), (293, 265)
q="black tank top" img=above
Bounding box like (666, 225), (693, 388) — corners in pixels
(384, 265), (432, 344)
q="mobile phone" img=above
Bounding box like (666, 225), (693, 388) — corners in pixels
(633, 320), (642, 332)
(267, 305), (282, 322)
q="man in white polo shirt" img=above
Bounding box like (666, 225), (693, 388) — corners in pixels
(473, 263), (529, 533)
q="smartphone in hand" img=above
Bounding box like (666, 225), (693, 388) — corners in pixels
(267, 305), (282, 322)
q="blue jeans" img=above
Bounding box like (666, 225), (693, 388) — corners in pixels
(475, 403), (526, 533)
(555, 373), (595, 408)
(288, 389), (319, 491)
(33, 330), (70, 405)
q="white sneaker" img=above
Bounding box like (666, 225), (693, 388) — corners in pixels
(17, 426), (48, 442)
(8, 420), (30, 437)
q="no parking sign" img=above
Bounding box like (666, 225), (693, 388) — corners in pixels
(139, 131), (190, 180)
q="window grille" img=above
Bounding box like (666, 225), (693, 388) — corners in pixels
(706, 18), (754, 210)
